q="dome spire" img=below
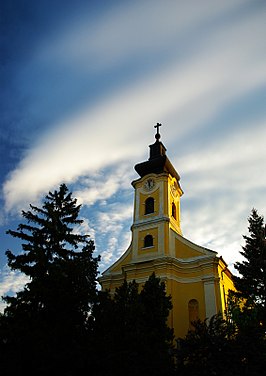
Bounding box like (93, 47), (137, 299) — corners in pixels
(134, 123), (180, 182)
(154, 122), (162, 141)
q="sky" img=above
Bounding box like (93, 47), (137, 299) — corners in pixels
(1, 0), (266, 311)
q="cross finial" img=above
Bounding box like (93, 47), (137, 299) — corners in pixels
(154, 123), (162, 140)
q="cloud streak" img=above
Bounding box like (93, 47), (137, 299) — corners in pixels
(4, 0), (266, 211)
(38, 0), (251, 71)
(0, 267), (29, 312)
(1, 0), (266, 291)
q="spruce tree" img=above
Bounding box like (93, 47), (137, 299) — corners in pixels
(138, 273), (174, 376)
(233, 208), (266, 326)
(0, 184), (100, 375)
(224, 209), (266, 375)
(93, 273), (174, 376)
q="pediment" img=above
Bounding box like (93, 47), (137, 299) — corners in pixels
(173, 231), (217, 259)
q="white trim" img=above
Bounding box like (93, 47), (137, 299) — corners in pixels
(204, 280), (217, 319)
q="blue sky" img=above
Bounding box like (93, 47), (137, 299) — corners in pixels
(1, 0), (266, 311)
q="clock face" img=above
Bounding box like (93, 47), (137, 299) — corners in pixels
(144, 178), (155, 191)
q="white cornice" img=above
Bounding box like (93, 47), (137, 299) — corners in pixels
(132, 216), (170, 229)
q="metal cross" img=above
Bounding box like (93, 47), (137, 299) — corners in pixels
(154, 123), (162, 135)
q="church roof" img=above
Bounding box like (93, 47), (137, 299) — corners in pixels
(134, 123), (180, 181)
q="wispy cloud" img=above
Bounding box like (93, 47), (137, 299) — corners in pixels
(0, 267), (29, 312)
(179, 120), (266, 272)
(73, 163), (135, 207)
(77, 200), (133, 271)
(94, 202), (133, 269)
(4, 13), (266, 212)
(37, 0), (250, 71)
(1, 0), (265, 282)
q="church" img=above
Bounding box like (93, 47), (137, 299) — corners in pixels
(99, 124), (234, 338)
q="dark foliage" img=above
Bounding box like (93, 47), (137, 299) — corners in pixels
(1, 192), (266, 376)
(92, 273), (175, 376)
(176, 311), (266, 376)
(0, 184), (100, 375)
(233, 208), (266, 328)
(227, 291), (266, 376)
(175, 314), (237, 376)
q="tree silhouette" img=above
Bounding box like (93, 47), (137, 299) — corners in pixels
(0, 184), (100, 375)
(225, 208), (266, 375)
(233, 208), (266, 327)
(175, 314), (237, 376)
(93, 273), (174, 376)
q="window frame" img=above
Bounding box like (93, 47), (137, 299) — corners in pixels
(145, 197), (155, 215)
(143, 234), (154, 248)
(171, 202), (176, 219)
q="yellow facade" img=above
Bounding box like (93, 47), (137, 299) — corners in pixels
(99, 129), (234, 338)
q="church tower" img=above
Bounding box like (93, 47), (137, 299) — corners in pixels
(131, 123), (183, 262)
(100, 124), (234, 338)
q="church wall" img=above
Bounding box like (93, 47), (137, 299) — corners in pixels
(175, 237), (203, 259)
(100, 256), (233, 338)
(217, 260), (235, 314)
(203, 278), (218, 319)
(167, 278), (206, 338)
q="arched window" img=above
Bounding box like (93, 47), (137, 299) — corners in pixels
(144, 234), (153, 248)
(172, 202), (176, 219)
(188, 299), (199, 329)
(145, 197), (154, 215)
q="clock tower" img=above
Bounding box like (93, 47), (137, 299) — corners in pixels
(131, 123), (183, 262)
(100, 124), (234, 338)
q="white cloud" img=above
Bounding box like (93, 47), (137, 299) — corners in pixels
(0, 267), (29, 313)
(96, 204), (133, 234)
(73, 163), (134, 207)
(99, 230), (132, 271)
(38, 0), (250, 71)
(89, 202), (133, 270)
(181, 196), (247, 276)
(73, 217), (97, 246)
(177, 120), (266, 271)
(178, 120), (266, 188)
(2, 0), (266, 279)
(4, 20), (266, 212)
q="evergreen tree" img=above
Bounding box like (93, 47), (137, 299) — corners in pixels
(140, 275), (173, 344)
(0, 184), (100, 375)
(93, 273), (174, 376)
(175, 314), (237, 376)
(224, 208), (266, 375)
(227, 291), (266, 376)
(138, 273), (174, 376)
(233, 208), (266, 327)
